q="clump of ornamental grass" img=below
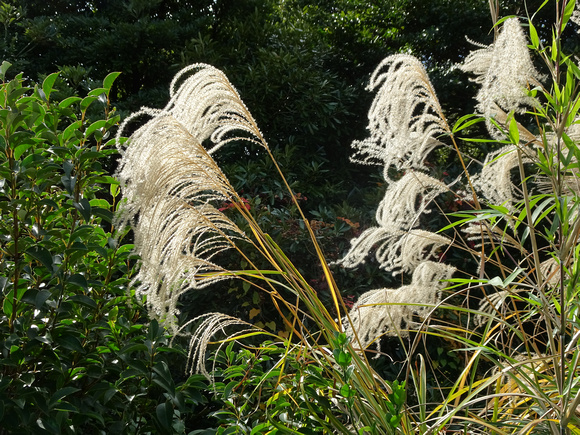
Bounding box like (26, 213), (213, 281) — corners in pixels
(115, 63), (408, 433)
(333, 3), (580, 433)
(115, 2), (580, 433)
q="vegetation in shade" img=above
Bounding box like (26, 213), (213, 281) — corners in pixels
(1, 0), (580, 434)
(0, 65), (210, 434)
(113, 0), (580, 433)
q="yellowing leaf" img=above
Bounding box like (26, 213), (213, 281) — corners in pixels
(249, 308), (260, 319)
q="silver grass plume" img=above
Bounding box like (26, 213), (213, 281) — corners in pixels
(184, 313), (258, 381)
(345, 261), (456, 351)
(339, 56), (454, 347)
(460, 18), (541, 138)
(335, 171), (449, 275)
(572, 3), (580, 32)
(351, 54), (448, 180)
(469, 144), (531, 210)
(116, 64), (264, 331)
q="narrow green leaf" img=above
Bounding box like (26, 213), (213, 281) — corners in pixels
(528, 21), (539, 49)
(508, 116), (520, 144)
(562, 0), (576, 30)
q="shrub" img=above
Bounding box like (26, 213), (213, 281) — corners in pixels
(0, 64), (208, 434)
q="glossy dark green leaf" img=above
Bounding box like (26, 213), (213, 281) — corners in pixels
(155, 402), (173, 431)
(26, 246), (54, 271)
(73, 198), (92, 221)
(49, 387), (80, 409)
(55, 334), (84, 352)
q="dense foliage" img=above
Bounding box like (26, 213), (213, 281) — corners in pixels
(1, 0), (580, 434)
(0, 66), (210, 433)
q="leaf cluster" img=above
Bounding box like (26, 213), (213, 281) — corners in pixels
(0, 65), (209, 434)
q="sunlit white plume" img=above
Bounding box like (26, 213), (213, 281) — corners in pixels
(339, 55), (454, 347)
(116, 64), (263, 331)
(345, 261), (456, 351)
(461, 18), (541, 138)
(351, 54), (448, 180)
(335, 171), (449, 275)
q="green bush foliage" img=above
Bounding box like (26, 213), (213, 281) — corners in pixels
(0, 64), (208, 434)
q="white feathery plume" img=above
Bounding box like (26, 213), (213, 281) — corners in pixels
(337, 227), (449, 276)
(336, 171), (449, 274)
(116, 65), (263, 331)
(351, 54), (448, 179)
(572, 3), (580, 31)
(117, 64), (266, 155)
(166, 64), (266, 152)
(469, 145), (529, 210)
(184, 313), (258, 381)
(345, 261), (456, 350)
(339, 57), (454, 346)
(460, 18), (541, 137)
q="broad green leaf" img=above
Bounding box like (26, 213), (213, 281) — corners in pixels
(2, 297), (13, 318)
(0, 61), (11, 80)
(61, 120), (83, 144)
(156, 402), (173, 431)
(55, 334), (84, 352)
(26, 246), (54, 271)
(13, 143), (32, 160)
(73, 198), (92, 221)
(85, 119), (107, 138)
(88, 87), (107, 97)
(42, 72), (60, 102)
(89, 198), (110, 208)
(103, 72), (121, 93)
(58, 96), (82, 109)
(67, 273), (88, 290)
(80, 96), (98, 112)
(69, 294), (97, 308)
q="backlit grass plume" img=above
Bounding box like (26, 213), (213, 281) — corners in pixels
(460, 17), (541, 138)
(115, 64), (265, 331)
(351, 54), (448, 180)
(345, 261), (456, 349)
(335, 171), (449, 275)
(337, 54), (455, 346)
